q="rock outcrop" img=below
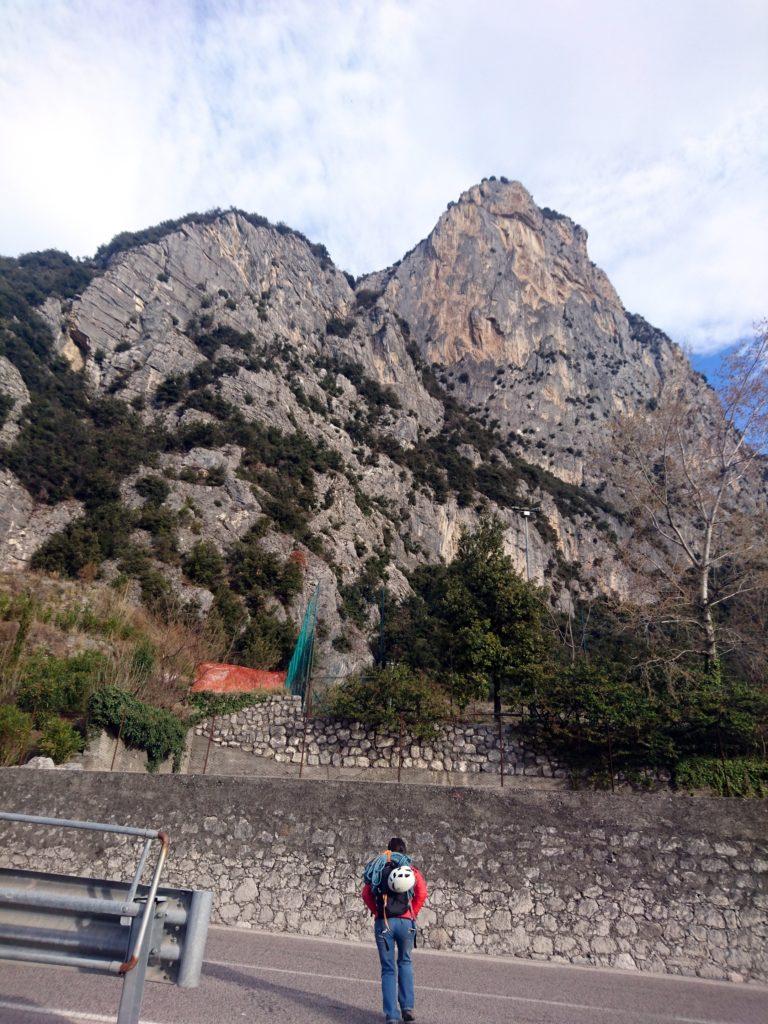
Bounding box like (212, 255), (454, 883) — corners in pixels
(365, 178), (707, 490)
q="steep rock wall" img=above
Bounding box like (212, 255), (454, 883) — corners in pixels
(372, 178), (714, 492)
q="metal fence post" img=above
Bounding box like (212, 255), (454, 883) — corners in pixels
(177, 890), (213, 988)
(298, 711), (308, 778)
(498, 714), (505, 788)
(202, 716), (216, 775)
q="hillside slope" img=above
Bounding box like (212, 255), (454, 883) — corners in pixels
(0, 180), (719, 675)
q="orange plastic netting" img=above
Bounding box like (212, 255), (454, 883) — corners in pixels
(191, 661), (287, 694)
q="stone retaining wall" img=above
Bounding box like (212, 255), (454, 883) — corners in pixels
(1, 771), (765, 982)
(195, 693), (563, 777)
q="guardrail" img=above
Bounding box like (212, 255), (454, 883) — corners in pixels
(0, 811), (213, 1023)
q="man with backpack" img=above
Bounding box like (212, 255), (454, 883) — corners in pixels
(362, 837), (428, 1024)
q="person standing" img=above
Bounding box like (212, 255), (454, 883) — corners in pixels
(362, 837), (428, 1024)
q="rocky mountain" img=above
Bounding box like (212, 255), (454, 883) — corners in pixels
(0, 179), (717, 675)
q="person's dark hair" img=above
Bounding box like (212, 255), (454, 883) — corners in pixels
(388, 837), (407, 854)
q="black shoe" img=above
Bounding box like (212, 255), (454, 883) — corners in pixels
(403, 1012), (416, 1022)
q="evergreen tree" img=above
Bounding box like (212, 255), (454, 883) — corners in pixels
(384, 516), (547, 715)
(444, 517), (547, 716)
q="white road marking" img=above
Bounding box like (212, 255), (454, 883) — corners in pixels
(208, 925), (745, 991)
(0, 1000), (165, 1023)
(204, 957), (750, 1024)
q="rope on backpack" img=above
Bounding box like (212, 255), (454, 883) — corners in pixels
(363, 848), (411, 891)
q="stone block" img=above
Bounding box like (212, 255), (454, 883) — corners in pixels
(489, 909), (512, 931)
(443, 910), (465, 927)
(532, 935), (554, 955)
(509, 890), (534, 915)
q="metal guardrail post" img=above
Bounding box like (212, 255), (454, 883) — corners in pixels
(127, 838), (153, 903)
(177, 890), (213, 988)
(118, 900), (166, 1024)
(118, 831), (169, 975)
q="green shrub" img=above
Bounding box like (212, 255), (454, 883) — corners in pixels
(227, 528), (303, 613)
(135, 475), (170, 505)
(130, 639), (156, 684)
(188, 690), (270, 722)
(183, 541), (226, 588)
(117, 547), (172, 613)
(325, 317), (353, 338)
(53, 601), (135, 640)
(154, 374), (185, 406)
(88, 685), (187, 771)
(38, 716), (84, 763)
(16, 651), (107, 724)
(6, 396), (162, 508)
(0, 704), (33, 765)
(204, 465), (226, 486)
(321, 663), (450, 741)
(0, 249), (95, 306)
(339, 554), (389, 627)
(135, 504), (180, 562)
(0, 392), (13, 427)
(228, 609), (297, 670)
(193, 325), (253, 359)
(209, 588), (248, 639)
(31, 501), (135, 576)
(675, 757), (768, 798)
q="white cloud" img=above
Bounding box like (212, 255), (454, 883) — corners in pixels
(0, 0), (766, 353)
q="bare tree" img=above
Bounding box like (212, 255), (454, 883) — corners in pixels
(613, 321), (768, 678)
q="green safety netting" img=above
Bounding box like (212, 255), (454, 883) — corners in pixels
(285, 584), (319, 702)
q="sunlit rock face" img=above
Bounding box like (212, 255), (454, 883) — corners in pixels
(368, 177), (697, 489)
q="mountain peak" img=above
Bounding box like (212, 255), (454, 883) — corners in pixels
(455, 176), (533, 212)
(448, 177), (584, 240)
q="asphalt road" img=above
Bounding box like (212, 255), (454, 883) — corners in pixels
(0, 926), (766, 1024)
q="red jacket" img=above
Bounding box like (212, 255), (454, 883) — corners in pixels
(362, 866), (428, 920)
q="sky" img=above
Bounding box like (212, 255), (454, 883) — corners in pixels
(1, 0), (766, 356)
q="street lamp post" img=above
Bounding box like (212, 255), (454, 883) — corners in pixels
(510, 506), (538, 581)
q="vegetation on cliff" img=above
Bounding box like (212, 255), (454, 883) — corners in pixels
(328, 515), (768, 793)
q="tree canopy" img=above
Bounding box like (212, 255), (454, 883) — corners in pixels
(383, 516), (547, 713)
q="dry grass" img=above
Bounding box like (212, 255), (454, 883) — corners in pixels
(0, 571), (227, 709)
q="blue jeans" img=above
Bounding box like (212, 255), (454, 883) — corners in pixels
(374, 917), (416, 1021)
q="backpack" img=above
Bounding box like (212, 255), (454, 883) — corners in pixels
(363, 850), (414, 919)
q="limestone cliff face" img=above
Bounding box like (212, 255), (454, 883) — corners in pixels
(0, 182), (715, 672)
(367, 179), (700, 489)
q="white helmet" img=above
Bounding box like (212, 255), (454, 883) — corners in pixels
(388, 865), (416, 894)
